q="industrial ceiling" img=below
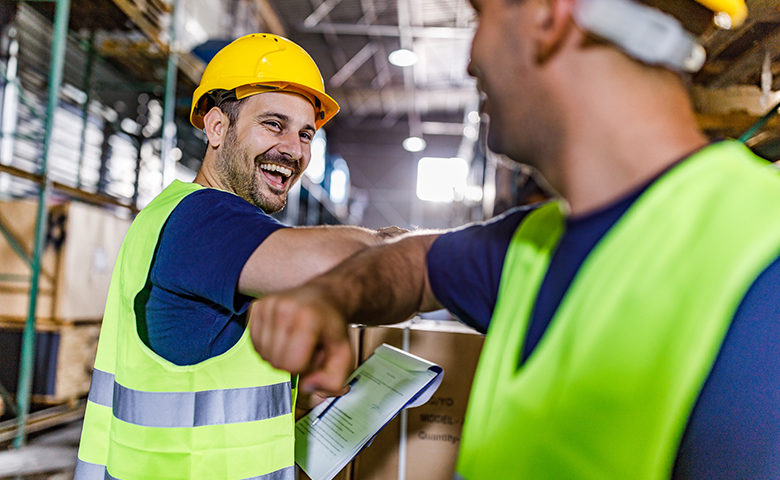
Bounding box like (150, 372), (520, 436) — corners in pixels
(10, 0), (780, 228)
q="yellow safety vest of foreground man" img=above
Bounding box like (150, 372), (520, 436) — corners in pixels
(249, 0), (780, 479)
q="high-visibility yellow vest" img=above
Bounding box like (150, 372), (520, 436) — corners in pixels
(76, 180), (296, 480)
(456, 141), (780, 479)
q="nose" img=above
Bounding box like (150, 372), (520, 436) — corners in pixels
(277, 130), (304, 161)
(467, 58), (479, 79)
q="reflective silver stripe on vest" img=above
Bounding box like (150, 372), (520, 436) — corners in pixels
(74, 458), (109, 480)
(87, 368), (292, 427)
(87, 368), (115, 407)
(75, 459), (294, 480)
(244, 466), (295, 480)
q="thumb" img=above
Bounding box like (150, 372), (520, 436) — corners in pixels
(300, 338), (353, 395)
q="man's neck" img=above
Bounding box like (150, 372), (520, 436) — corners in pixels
(194, 152), (229, 192)
(548, 56), (708, 216)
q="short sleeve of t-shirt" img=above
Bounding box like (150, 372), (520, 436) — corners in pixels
(425, 205), (535, 332)
(150, 188), (288, 313)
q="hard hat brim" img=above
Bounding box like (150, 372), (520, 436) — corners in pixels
(190, 82), (340, 131)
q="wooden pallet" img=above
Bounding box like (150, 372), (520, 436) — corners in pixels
(111, 0), (172, 46)
(0, 321), (101, 405)
(96, 32), (205, 88)
(107, 0), (204, 84)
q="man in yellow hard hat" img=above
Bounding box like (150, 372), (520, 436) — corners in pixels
(74, 34), (398, 480)
(250, 1), (780, 478)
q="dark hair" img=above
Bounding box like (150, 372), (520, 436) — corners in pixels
(198, 89), (250, 128)
(216, 95), (249, 127)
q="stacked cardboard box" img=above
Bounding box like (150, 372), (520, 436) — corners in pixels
(350, 319), (485, 480)
(0, 199), (131, 323)
(0, 199), (131, 403)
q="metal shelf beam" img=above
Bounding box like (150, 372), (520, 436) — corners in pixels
(13, 0), (71, 448)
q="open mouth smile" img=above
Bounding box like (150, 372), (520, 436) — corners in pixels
(259, 162), (295, 191)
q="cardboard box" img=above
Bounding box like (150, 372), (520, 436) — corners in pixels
(0, 200), (131, 323)
(0, 200), (58, 318)
(297, 324), (363, 480)
(351, 319), (484, 480)
(0, 321), (101, 403)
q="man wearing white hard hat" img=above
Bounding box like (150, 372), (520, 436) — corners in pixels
(250, 1), (780, 478)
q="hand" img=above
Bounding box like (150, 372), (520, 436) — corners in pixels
(295, 388), (349, 420)
(249, 285), (353, 396)
(375, 226), (409, 239)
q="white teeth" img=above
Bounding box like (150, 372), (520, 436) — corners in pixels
(259, 163), (293, 178)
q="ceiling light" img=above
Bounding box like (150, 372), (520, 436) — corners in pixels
(329, 157), (350, 204)
(465, 185), (483, 202)
(713, 12), (732, 30)
(388, 49), (418, 67)
(463, 125), (478, 140)
(305, 131), (327, 183)
(416, 157), (468, 203)
(403, 136), (427, 152)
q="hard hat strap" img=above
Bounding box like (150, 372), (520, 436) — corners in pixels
(573, 0), (707, 73)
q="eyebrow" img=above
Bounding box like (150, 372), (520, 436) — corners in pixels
(257, 112), (316, 134)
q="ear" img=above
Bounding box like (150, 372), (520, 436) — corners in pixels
(534, 0), (577, 64)
(203, 107), (229, 148)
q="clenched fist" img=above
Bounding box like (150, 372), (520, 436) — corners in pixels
(249, 285), (353, 395)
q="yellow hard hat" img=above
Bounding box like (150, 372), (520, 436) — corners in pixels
(693, 0), (748, 28)
(190, 33), (340, 130)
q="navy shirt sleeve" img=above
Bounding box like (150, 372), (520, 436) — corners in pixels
(151, 188), (288, 313)
(425, 205), (534, 332)
(143, 189), (288, 365)
(425, 190), (780, 477)
(672, 256), (780, 479)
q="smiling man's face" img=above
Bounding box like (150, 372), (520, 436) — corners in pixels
(215, 91), (316, 213)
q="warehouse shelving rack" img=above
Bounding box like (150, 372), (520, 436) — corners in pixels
(0, 0), (356, 458)
(0, 0), (182, 448)
(3, 0), (74, 450)
(0, 0), (354, 453)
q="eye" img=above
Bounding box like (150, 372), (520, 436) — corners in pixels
(300, 131), (313, 143)
(264, 120), (282, 131)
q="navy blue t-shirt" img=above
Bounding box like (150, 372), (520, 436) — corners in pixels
(139, 188), (287, 365)
(427, 190), (780, 478)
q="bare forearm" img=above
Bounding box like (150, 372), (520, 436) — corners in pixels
(249, 232), (440, 394)
(239, 225), (404, 296)
(307, 234), (440, 326)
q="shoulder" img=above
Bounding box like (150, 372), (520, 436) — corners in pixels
(676, 254), (780, 477)
(178, 188), (270, 214)
(168, 188), (286, 231)
(426, 204), (543, 332)
(432, 203), (541, 250)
